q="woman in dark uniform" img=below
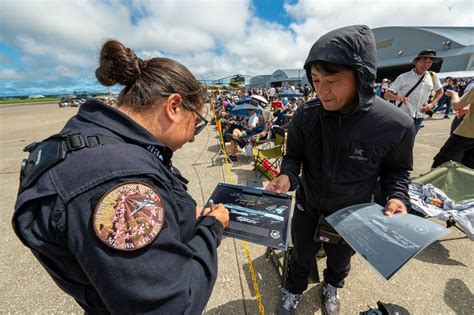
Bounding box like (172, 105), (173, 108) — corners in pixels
(13, 40), (229, 314)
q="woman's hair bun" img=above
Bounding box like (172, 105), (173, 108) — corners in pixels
(95, 40), (144, 87)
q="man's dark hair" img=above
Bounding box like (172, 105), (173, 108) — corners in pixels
(310, 60), (353, 74)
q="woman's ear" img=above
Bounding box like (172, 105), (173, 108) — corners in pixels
(163, 93), (183, 122)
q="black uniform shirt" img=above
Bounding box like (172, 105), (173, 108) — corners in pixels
(13, 99), (223, 314)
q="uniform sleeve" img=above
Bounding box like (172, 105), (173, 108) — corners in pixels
(379, 124), (416, 209)
(280, 108), (304, 190)
(66, 177), (223, 314)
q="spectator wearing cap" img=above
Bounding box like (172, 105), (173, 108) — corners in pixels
(384, 49), (444, 133)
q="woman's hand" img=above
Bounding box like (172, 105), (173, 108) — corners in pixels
(198, 203), (229, 228)
(207, 203), (229, 228)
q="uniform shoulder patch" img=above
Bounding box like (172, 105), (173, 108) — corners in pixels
(93, 182), (165, 251)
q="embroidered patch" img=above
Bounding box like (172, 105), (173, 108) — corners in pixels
(93, 182), (165, 251)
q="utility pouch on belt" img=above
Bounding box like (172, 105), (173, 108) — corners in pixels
(313, 215), (346, 244)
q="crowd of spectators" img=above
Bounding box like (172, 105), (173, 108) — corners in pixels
(210, 74), (473, 170)
(375, 76), (472, 119)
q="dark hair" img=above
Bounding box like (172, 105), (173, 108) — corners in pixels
(310, 60), (352, 74)
(95, 40), (203, 111)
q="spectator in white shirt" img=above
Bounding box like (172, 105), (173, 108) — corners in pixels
(384, 49), (444, 133)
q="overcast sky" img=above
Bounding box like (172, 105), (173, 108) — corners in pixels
(1, 0), (473, 96)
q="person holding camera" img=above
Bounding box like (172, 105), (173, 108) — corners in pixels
(266, 25), (415, 315)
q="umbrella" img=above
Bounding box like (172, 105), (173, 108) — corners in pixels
(236, 96), (253, 105)
(250, 95), (268, 104)
(230, 104), (262, 117)
(278, 90), (301, 98)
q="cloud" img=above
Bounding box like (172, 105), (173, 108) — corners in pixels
(285, 0), (474, 39)
(0, 0), (472, 95)
(0, 69), (24, 80)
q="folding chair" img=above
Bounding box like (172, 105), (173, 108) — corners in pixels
(252, 126), (286, 180)
(265, 201), (321, 286)
(265, 246), (321, 286)
(225, 124), (266, 150)
(211, 119), (233, 166)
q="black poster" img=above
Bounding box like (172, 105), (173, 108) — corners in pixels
(206, 183), (292, 250)
(326, 203), (450, 280)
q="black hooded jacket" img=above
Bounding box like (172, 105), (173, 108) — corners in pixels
(280, 25), (415, 216)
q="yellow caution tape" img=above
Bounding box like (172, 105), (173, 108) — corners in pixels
(243, 240), (265, 315)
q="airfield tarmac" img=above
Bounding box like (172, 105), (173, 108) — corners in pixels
(1, 102), (472, 314)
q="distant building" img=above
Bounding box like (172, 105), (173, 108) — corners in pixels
(248, 75), (272, 88)
(373, 26), (474, 81)
(27, 95), (45, 99)
(270, 69), (310, 88)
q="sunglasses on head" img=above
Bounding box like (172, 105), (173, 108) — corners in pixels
(160, 92), (208, 135)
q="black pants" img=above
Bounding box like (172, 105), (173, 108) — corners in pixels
(432, 134), (474, 169)
(286, 205), (354, 294)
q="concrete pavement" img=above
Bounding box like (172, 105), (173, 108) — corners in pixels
(1, 103), (472, 314)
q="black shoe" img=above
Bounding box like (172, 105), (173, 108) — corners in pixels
(278, 288), (303, 314)
(237, 138), (247, 148)
(228, 155), (238, 162)
(444, 115), (450, 119)
(322, 282), (340, 315)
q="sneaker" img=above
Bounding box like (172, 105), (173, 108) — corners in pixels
(321, 282), (340, 315)
(443, 115), (450, 119)
(228, 155), (238, 162)
(278, 288), (303, 314)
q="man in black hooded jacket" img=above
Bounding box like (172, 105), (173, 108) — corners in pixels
(266, 25), (415, 315)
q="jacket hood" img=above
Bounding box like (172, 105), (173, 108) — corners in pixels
(304, 25), (377, 111)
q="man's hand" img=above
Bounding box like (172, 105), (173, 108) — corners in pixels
(398, 96), (408, 105)
(455, 108), (469, 118)
(421, 102), (435, 113)
(265, 175), (291, 193)
(384, 198), (407, 216)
